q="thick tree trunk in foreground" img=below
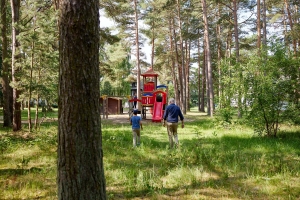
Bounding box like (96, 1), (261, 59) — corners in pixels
(57, 0), (106, 199)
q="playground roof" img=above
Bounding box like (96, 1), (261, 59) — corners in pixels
(141, 68), (159, 77)
(100, 96), (124, 100)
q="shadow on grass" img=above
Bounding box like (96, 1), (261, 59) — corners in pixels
(0, 167), (42, 176)
(188, 117), (215, 130)
(103, 124), (300, 199)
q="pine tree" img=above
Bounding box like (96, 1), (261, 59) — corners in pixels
(57, 0), (106, 198)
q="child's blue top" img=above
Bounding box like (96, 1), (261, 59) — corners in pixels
(131, 115), (141, 129)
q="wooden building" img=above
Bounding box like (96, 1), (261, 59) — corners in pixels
(100, 96), (123, 115)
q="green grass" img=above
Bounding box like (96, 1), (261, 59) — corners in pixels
(1, 108), (300, 199)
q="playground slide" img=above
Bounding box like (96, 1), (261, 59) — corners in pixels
(152, 102), (163, 122)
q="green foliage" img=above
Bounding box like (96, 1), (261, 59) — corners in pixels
(283, 104), (300, 125)
(218, 41), (300, 137)
(166, 83), (175, 99)
(101, 81), (112, 95)
(0, 137), (10, 154)
(245, 43), (296, 137)
(17, 0), (59, 107)
(100, 42), (132, 96)
(214, 107), (235, 128)
(217, 59), (241, 108)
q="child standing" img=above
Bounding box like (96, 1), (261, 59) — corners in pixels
(130, 110), (143, 147)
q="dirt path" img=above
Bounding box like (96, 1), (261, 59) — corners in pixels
(100, 111), (199, 125)
(101, 113), (155, 125)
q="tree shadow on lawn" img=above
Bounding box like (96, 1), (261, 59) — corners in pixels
(0, 167), (42, 176)
(105, 131), (300, 199)
(106, 174), (274, 199)
(187, 117), (215, 130)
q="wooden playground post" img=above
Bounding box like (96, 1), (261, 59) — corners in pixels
(101, 95), (108, 119)
(126, 95), (132, 119)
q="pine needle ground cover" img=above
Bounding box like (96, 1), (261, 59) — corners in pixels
(0, 109), (300, 199)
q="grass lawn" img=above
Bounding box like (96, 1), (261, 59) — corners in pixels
(0, 107), (300, 199)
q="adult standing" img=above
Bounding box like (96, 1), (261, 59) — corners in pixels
(162, 98), (184, 148)
(133, 93), (137, 108)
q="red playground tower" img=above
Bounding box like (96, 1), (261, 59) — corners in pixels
(140, 68), (167, 122)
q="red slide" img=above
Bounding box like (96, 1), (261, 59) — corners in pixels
(152, 102), (163, 122)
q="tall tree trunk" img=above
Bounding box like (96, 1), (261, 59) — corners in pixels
(283, 8), (291, 54)
(1, 0), (12, 127)
(197, 34), (200, 112)
(225, 28), (232, 107)
(202, 0), (214, 116)
(284, 0), (297, 56)
(172, 18), (183, 107)
(34, 63), (41, 130)
(58, 0), (106, 199)
(262, 0), (267, 46)
(185, 39), (190, 111)
(151, 20), (155, 67)
(10, 0), (21, 131)
(34, 94), (39, 130)
(233, 0), (239, 62)
(233, 0), (243, 118)
(134, 0), (141, 110)
(201, 39), (206, 112)
(197, 34), (203, 112)
(226, 29), (232, 59)
(176, 0), (186, 114)
(28, 39), (35, 132)
(169, 18), (178, 103)
(217, 3), (222, 108)
(257, 0), (261, 52)
(297, 5), (300, 52)
(284, 2), (299, 104)
(205, 43), (209, 113)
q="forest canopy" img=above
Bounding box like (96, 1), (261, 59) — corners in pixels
(0, 0), (299, 135)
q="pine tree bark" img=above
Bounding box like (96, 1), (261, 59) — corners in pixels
(216, 3), (222, 109)
(284, 0), (297, 56)
(197, 35), (204, 112)
(201, 39), (205, 112)
(202, 0), (214, 116)
(172, 18), (183, 107)
(233, 0), (242, 118)
(257, 0), (261, 51)
(10, 0), (21, 131)
(134, 0), (141, 110)
(185, 40), (190, 111)
(1, 0), (12, 127)
(176, 0), (186, 114)
(57, 0), (106, 199)
(262, 0), (267, 46)
(169, 18), (179, 103)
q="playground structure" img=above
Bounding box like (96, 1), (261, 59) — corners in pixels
(129, 68), (168, 122)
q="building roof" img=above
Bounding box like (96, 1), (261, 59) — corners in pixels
(141, 68), (159, 77)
